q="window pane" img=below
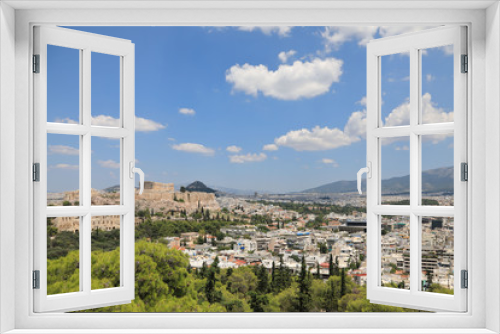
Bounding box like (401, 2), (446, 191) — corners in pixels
(91, 136), (121, 205)
(420, 46), (454, 124)
(47, 134), (80, 206)
(421, 135), (454, 206)
(381, 137), (410, 205)
(421, 216), (454, 294)
(380, 215), (410, 290)
(91, 52), (121, 127)
(381, 52), (410, 127)
(91, 215), (121, 290)
(47, 216), (80, 295)
(47, 45), (80, 124)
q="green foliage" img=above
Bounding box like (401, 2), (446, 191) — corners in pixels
(338, 286), (414, 312)
(272, 257), (292, 294)
(47, 232), (425, 313)
(47, 230), (80, 259)
(227, 266), (257, 296)
(47, 250), (80, 295)
(92, 228), (120, 252)
(427, 283), (454, 295)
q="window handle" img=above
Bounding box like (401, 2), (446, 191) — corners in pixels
(357, 162), (371, 195)
(129, 161), (145, 195)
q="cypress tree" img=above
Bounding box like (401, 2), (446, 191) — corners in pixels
(200, 261), (207, 278)
(205, 269), (216, 303)
(212, 256), (220, 274)
(257, 265), (269, 293)
(297, 256), (311, 312)
(271, 261), (276, 293)
(328, 254), (334, 276)
(326, 278), (338, 312)
(340, 268), (346, 297)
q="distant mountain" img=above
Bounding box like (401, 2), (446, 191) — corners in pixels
(186, 181), (216, 193)
(302, 166), (453, 194)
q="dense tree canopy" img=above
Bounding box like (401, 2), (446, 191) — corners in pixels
(46, 239), (422, 313)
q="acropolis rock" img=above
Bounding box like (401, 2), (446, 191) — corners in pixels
(136, 182), (220, 216)
(53, 181), (220, 232)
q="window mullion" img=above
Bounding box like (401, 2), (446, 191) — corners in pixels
(82, 48), (92, 294)
(409, 47), (420, 294)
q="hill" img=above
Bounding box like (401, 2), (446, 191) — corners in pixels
(103, 185), (120, 193)
(185, 181), (216, 193)
(302, 166), (453, 194)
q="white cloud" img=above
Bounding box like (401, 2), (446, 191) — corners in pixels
(50, 163), (78, 170)
(278, 50), (296, 63)
(272, 93), (451, 152)
(172, 143), (215, 156)
(395, 145), (409, 151)
(179, 108), (196, 116)
(134, 116), (166, 132)
(48, 145), (79, 156)
(54, 117), (78, 124)
(321, 26), (435, 52)
(58, 115), (166, 132)
(98, 159), (120, 169)
(356, 96), (367, 106)
(226, 145), (242, 153)
(226, 58), (343, 100)
(91, 115), (120, 127)
(238, 26), (292, 37)
(229, 153), (267, 164)
(274, 126), (354, 151)
(384, 93), (453, 128)
(382, 93), (452, 144)
(320, 158), (339, 167)
(421, 93), (454, 123)
(384, 99), (410, 127)
(273, 108), (367, 152)
(344, 110), (367, 140)
(426, 74), (434, 82)
(321, 26), (378, 51)
(168, 137), (176, 141)
(263, 144), (279, 151)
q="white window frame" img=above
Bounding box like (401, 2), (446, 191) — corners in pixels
(0, 1), (498, 333)
(33, 26), (136, 312)
(365, 26), (467, 312)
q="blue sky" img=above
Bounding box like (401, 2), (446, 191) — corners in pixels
(47, 26), (454, 193)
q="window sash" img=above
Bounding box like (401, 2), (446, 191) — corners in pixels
(33, 26), (136, 313)
(366, 26), (468, 312)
